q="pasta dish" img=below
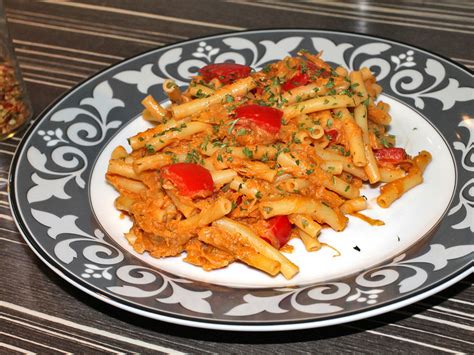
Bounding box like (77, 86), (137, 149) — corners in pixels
(106, 50), (431, 280)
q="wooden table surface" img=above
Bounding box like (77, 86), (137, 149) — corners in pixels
(1, 0), (473, 353)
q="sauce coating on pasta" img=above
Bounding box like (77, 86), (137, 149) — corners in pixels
(106, 51), (431, 280)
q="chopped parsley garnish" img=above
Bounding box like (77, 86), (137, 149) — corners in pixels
(200, 135), (210, 151)
(145, 144), (155, 153)
(236, 128), (248, 136)
(242, 147), (254, 159)
(185, 149), (202, 164)
(195, 89), (208, 98)
(262, 206), (273, 213)
(325, 78), (334, 89)
(227, 118), (240, 134)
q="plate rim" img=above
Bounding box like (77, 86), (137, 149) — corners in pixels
(8, 28), (474, 331)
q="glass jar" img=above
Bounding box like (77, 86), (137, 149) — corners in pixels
(0, 0), (32, 140)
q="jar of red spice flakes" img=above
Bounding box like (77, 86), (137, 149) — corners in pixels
(0, 1), (32, 140)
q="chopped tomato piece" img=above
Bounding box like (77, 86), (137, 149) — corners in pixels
(281, 60), (327, 92)
(235, 104), (283, 134)
(374, 147), (407, 163)
(266, 216), (292, 249)
(161, 163), (214, 198)
(325, 129), (338, 142)
(199, 63), (251, 84)
(281, 71), (310, 92)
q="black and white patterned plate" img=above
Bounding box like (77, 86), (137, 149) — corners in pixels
(9, 30), (473, 331)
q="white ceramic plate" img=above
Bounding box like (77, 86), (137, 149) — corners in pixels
(9, 29), (473, 331)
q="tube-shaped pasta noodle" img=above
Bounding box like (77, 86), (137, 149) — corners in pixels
(335, 108), (367, 167)
(213, 218), (299, 279)
(108, 159), (140, 180)
(360, 67), (373, 81)
(133, 153), (174, 173)
(349, 71), (368, 101)
(311, 202), (348, 231)
(320, 160), (343, 175)
(202, 145), (279, 163)
(282, 83), (327, 104)
(297, 229), (322, 252)
(163, 79), (183, 103)
(283, 95), (356, 119)
(313, 146), (368, 180)
(295, 131), (312, 145)
(308, 125), (325, 139)
(129, 118), (187, 150)
(335, 66), (348, 77)
(414, 150), (432, 171)
(340, 196), (368, 214)
(202, 157), (217, 172)
(179, 197), (232, 229)
(260, 196), (318, 218)
(368, 105), (392, 125)
(379, 167), (406, 182)
(188, 84), (215, 97)
(278, 178), (310, 192)
(211, 169), (237, 187)
(106, 174), (147, 193)
(277, 152), (359, 199)
(111, 146), (127, 159)
(197, 226), (280, 276)
(145, 121), (212, 152)
(371, 83), (383, 97)
(142, 95), (168, 120)
(377, 151), (432, 208)
(289, 214), (322, 238)
(260, 196), (347, 231)
(354, 104), (380, 183)
(229, 176), (261, 199)
(241, 253), (280, 276)
(243, 145), (279, 160)
(165, 190), (196, 218)
(234, 161), (277, 182)
(172, 77), (256, 119)
(114, 194), (136, 212)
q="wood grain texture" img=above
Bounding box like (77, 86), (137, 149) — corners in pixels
(1, 0), (472, 353)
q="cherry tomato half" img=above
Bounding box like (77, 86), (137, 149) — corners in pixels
(374, 147), (407, 163)
(235, 104), (283, 134)
(266, 215), (292, 248)
(161, 163), (214, 198)
(325, 129), (339, 143)
(281, 71), (310, 92)
(199, 63), (251, 84)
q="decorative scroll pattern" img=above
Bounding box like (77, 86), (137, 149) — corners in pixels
(20, 32), (473, 319)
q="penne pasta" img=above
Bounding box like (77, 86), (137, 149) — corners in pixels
(213, 217), (299, 279)
(283, 95), (356, 119)
(105, 50), (431, 280)
(172, 77), (256, 119)
(377, 151), (432, 208)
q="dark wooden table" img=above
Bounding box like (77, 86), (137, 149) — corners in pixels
(1, 0), (473, 353)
